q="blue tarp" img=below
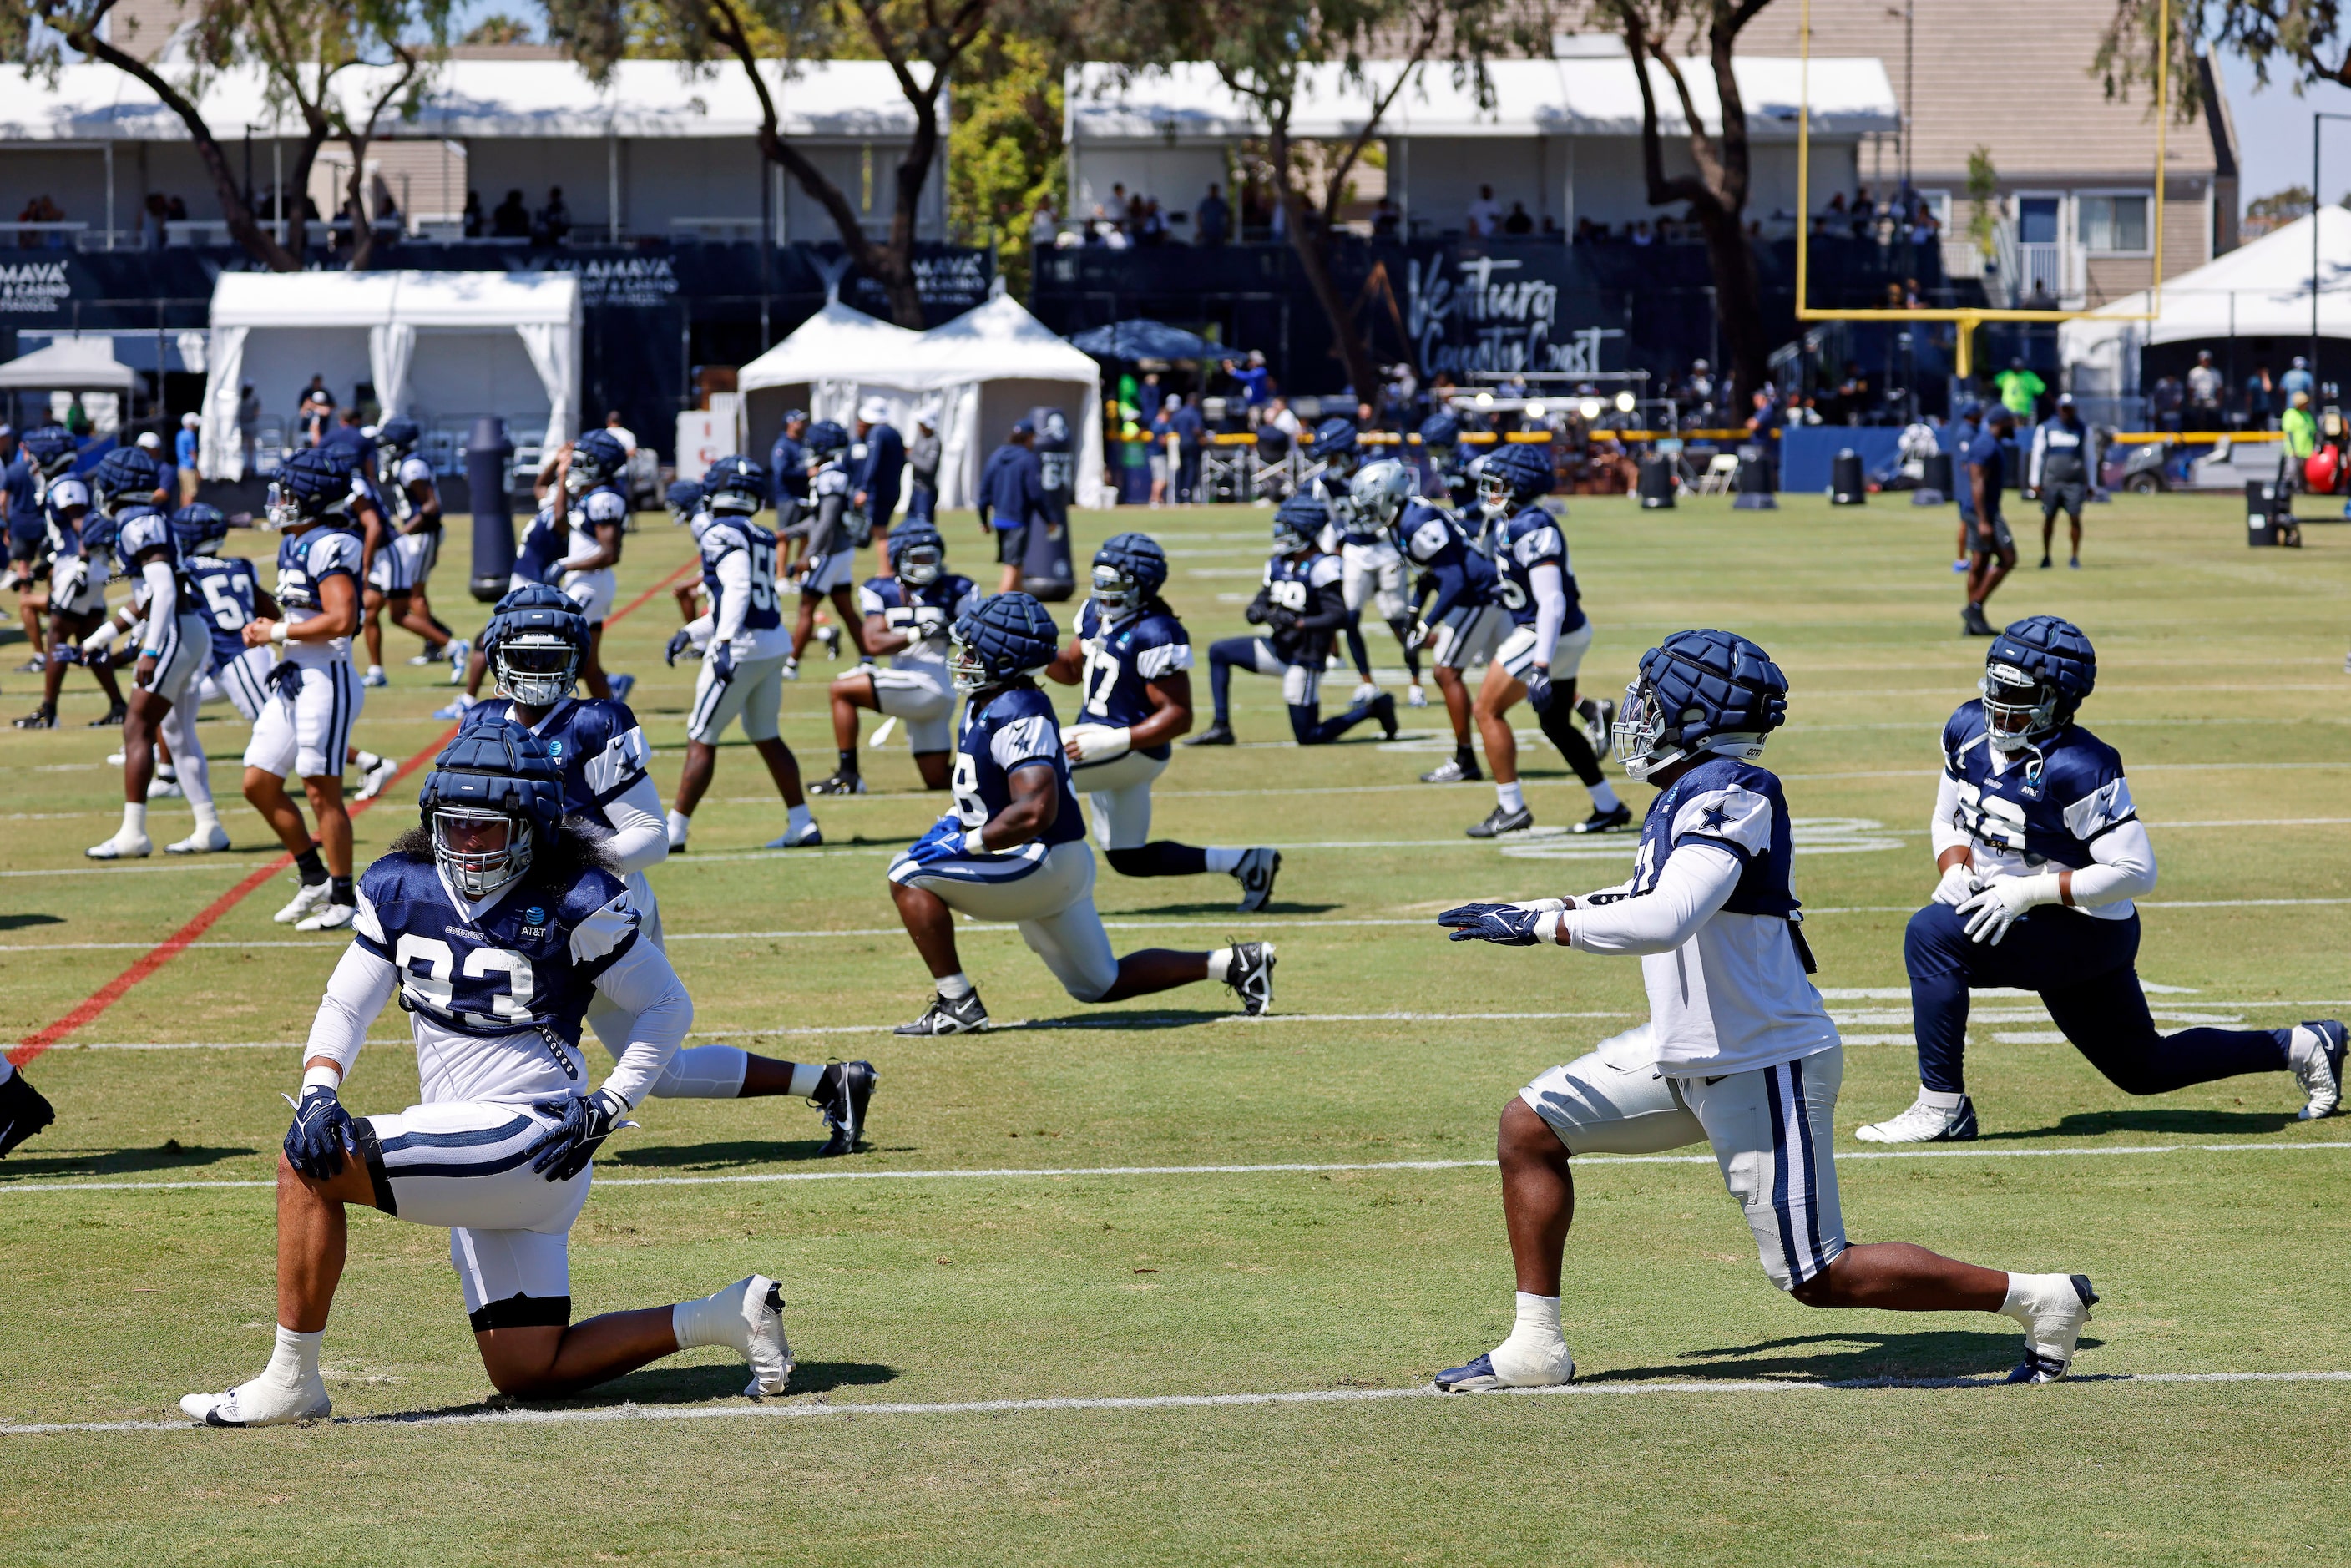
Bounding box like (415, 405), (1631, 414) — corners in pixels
(1069, 319), (1245, 362)
(1779, 426), (1905, 493)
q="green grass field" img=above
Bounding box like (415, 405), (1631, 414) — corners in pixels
(1, 492), (2347, 1565)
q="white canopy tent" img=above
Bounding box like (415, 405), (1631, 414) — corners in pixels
(2060, 208), (2351, 397)
(199, 270), (581, 479)
(0, 336), (139, 392)
(737, 292), (1104, 508)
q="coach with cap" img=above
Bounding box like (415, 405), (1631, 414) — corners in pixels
(852, 396), (905, 558)
(769, 407), (809, 529)
(977, 419), (1046, 595)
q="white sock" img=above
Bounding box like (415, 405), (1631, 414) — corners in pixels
(264, 1324), (323, 1386)
(191, 800), (221, 832)
(1920, 1087), (1967, 1110)
(1496, 781), (1525, 813)
(935, 971), (974, 1000)
(1205, 847), (1244, 874)
(667, 809), (691, 847)
(156, 764), (177, 781)
(787, 802), (814, 833)
(785, 1061), (826, 1098)
(1488, 1291), (1572, 1383)
(367, 665), (384, 678)
(120, 802), (146, 837)
(1206, 946), (1235, 979)
(1587, 780), (1620, 812)
(671, 1280), (750, 1353)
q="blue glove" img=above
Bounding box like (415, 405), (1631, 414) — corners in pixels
(904, 823), (971, 869)
(281, 1085), (353, 1179)
(709, 643), (736, 682)
(665, 627), (695, 666)
(1437, 903), (1546, 945)
(263, 660), (305, 700)
(1522, 667), (1555, 715)
(526, 1090), (627, 1182)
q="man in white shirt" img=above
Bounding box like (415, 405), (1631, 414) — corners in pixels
(1464, 185), (1502, 237)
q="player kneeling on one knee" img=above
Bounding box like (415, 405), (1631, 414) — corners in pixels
(1044, 530), (1281, 913)
(1855, 615), (2346, 1144)
(887, 593), (1276, 1036)
(1432, 629), (2097, 1393)
(811, 523), (977, 796)
(180, 723), (797, 1427)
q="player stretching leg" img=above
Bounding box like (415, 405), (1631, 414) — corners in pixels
(1188, 498), (1398, 748)
(242, 448), (367, 932)
(782, 421), (870, 680)
(476, 580), (875, 1151)
(13, 443), (128, 730)
(1045, 532), (1280, 912)
(1307, 420), (1424, 707)
(1856, 616), (2345, 1141)
(888, 594), (1275, 1035)
(1435, 630), (2100, 1390)
(179, 725), (795, 1425)
(1464, 445), (1625, 839)
(358, 419), (458, 685)
(665, 458), (822, 852)
(1364, 455), (1507, 784)
(84, 455), (219, 859)
(810, 523), (976, 796)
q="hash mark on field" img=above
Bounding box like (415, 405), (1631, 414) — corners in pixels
(8, 1370), (2351, 1437)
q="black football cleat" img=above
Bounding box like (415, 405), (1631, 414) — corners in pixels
(1222, 941), (1276, 1016)
(1961, 603), (1995, 637)
(1183, 721), (1236, 746)
(13, 705), (57, 730)
(813, 1060), (876, 1156)
(1368, 691), (1399, 740)
(808, 770), (867, 796)
(1466, 804), (1534, 839)
(1235, 847), (1282, 913)
(1571, 802), (1631, 835)
(894, 989), (990, 1036)
(0, 1071), (57, 1159)
(89, 700), (128, 727)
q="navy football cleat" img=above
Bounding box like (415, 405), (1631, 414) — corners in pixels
(896, 989), (990, 1036)
(814, 1060), (876, 1156)
(0, 1071), (57, 1159)
(1466, 804), (1534, 839)
(1434, 1353), (1504, 1393)
(1183, 721), (1236, 746)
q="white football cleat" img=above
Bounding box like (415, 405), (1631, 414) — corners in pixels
(85, 830), (152, 860)
(1435, 1338), (1576, 1393)
(443, 639), (472, 683)
(1405, 683), (1429, 708)
(296, 901), (356, 933)
(146, 775), (184, 800)
(104, 750), (126, 766)
(179, 1370), (331, 1427)
(2001, 1272), (2098, 1383)
(2286, 1020), (2348, 1120)
(781, 656), (800, 682)
(1853, 1090), (1978, 1143)
(695, 1274), (795, 1398)
(273, 881), (333, 925)
(356, 755), (402, 801)
(361, 666), (388, 689)
(165, 823), (232, 855)
(1349, 680), (1381, 705)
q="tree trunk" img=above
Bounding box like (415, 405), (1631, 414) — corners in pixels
(1272, 126), (1381, 407)
(346, 142), (375, 271)
(1695, 205), (1768, 411)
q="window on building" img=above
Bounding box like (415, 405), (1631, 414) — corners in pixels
(2079, 193), (2151, 254)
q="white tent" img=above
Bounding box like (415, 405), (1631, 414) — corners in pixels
(199, 270), (582, 479)
(736, 291), (1104, 508)
(2060, 208), (2351, 397)
(0, 336), (139, 392)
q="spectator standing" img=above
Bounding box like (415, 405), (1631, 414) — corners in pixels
(852, 397), (905, 559)
(1267, 395), (1302, 443)
(1171, 392), (1207, 503)
(1465, 185), (1502, 237)
(1029, 197), (1059, 250)
(1373, 197), (1400, 239)
(492, 190), (530, 238)
(906, 407), (942, 523)
(975, 420), (1046, 594)
(1995, 357), (2045, 423)
(2246, 363), (2276, 429)
(1227, 351), (1272, 423)
(1502, 201), (1534, 236)
(2150, 375), (2184, 434)
(1148, 397), (1176, 507)
(1196, 184), (1229, 246)
(174, 412), (201, 505)
(462, 190), (483, 238)
(2281, 356), (2317, 402)
(769, 407), (809, 527)
(602, 409), (637, 453)
(2184, 350), (2224, 432)
(538, 186), (572, 244)
(236, 382), (260, 469)
(2283, 390), (2318, 489)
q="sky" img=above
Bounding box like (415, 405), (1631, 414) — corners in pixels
(2215, 48), (2351, 211)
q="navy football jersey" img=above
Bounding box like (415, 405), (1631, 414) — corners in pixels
(1494, 506), (1585, 632)
(389, 453), (441, 530)
(1074, 598), (1191, 758)
(1939, 701), (2136, 882)
(274, 523), (362, 615)
(859, 573), (978, 666)
(462, 696), (651, 817)
(569, 483), (629, 565)
(698, 518), (784, 632)
(112, 505), (180, 579)
(1261, 549), (1345, 667)
(514, 506), (568, 584)
(1317, 473), (1385, 548)
(353, 851), (639, 1045)
(950, 683), (1086, 850)
(1398, 502), (1497, 623)
(185, 554), (260, 665)
(1629, 755), (1800, 922)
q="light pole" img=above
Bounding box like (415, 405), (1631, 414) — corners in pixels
(2312, 113), (2351, 387)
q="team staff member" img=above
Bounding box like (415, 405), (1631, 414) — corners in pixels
(768, 408), (809, 530)
(852, 397), (904, 562)
(2027, 394), (2091, 571)
(977, 420), (1047, 595)
(1960, 406), (2017, 638)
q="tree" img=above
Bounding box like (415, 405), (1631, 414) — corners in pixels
(1133, 0), (1545, 403)
(547, 0), (1028, 328)
(2098, 1), (2331, 101)
(948, 27), (1066, 299)
(1589, 0), (1777, 406)
(463, 13), (534, 44)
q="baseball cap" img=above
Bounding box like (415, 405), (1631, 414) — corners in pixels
(1011, 418), (1035, 438)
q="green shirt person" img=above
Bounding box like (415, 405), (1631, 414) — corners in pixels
(2283, 395), (2318, 460)
(1995, 360), (2046, 421)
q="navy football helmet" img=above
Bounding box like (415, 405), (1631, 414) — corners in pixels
(1475, 443), (1552, 519)
(416, 720), (568, 898)
(665, 478), (705, 525)
(265, 447), (354, 529)
(495, 581), (575, 616)
(22, 426), (78, 480)
(1091, 531), (1169, 615)
(1612, 629), (1790, 782)
(565, 429), (628, 496)
(171, 503), (230, 558)
(1308, 417), (1359, 479)
(483, 599), (591, 707)
(703, 455), (766, 517)
(1982, 615), (2096, 752)
(1418, 412), (1461, 451)
(372, 417), (421, 458)
(889, 523), (947, 586)
(1272, 494), (1327, 554)
(92, 446), (163, 513)
(803, 420), (849, 460)
(948, 592), (1059, 694)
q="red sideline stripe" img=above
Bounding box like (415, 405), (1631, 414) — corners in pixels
(10, 552), (704, 1065)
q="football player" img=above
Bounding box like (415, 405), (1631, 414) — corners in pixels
(1416, 412), (1475, 511)
(1386, 459), (1506, 784)
(9, 426), (79, 667)
(1307, 419), (1423, 708)
(82, 454), (220, 860)
(551, 430), (634, 702)
(663, 457), (822, 852)
(810, 522), (977, 796)
(469, 586), (873, 1152)
(357, 419), (458, 685)
(178, 724), (797, 1426)
(1434, 629), (2101, 1391)
(1464, 443), (1626, 840)
(1045, 531), (1280, 913)
(242, 446), (367, 931)
(887, 594), (1276, 1035)
(1188, 497), (1398, 748)
(13, 435), (128, 730)
(783, 420), (869, 677)
(1857, 615), (2346, 1141)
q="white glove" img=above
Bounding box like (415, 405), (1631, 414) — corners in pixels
(1932, 862), (1978, 907)
(1066, 724), (1132, 764)
(1955, 873), (2063, 945)
(81, 620), (124, 656)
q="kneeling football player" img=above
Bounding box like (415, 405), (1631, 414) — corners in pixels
(180, 723), (796, 1426)
(809, 522), (978, 796)
(1434, 630), (2100, 1390)
(887, 594), (1275, 1035)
